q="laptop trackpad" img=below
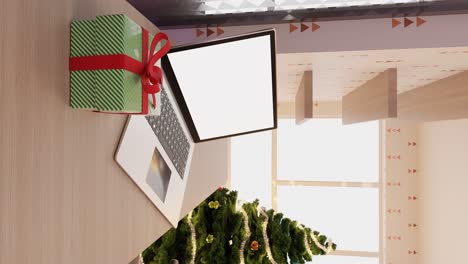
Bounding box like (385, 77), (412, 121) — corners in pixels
(146, 147), (172, 202)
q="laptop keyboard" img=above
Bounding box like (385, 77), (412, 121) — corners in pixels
(146, 88), (190, 178)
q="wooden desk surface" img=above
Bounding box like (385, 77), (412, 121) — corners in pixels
(0, 0), (230, 263)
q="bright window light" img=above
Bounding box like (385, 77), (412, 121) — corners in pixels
(311, 255), (379, 264)
(230, 131), (272, 207)
(277, 186), (379, 252)
(277, 119), (379, 182)
(230, 118), (380, 259)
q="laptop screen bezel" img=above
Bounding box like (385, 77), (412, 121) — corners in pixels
(161, 29), (277, 143)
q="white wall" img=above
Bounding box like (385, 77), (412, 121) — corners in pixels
(417, 119), (468, 264)
(164, 14), (468, 53)
(384, 119), (419, 264)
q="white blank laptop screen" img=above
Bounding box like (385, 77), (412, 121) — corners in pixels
(165, 32), (276, 142)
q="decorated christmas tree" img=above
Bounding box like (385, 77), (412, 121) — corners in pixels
(142, 188), (336, 264)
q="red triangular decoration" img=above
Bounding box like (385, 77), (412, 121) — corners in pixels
(404, 17), (414, 27)
(311, 22), (320, 32)
(392, 18), (401, 28)
(289, 23), (298, 33)
(196, 29), (204, 37)
(217, 27), (224, 36)
(207, 28), (215, 37)
(300, 23), (309, 32)
(416, 17), (426, 27)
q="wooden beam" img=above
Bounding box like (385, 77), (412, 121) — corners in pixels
(313, 101), (342, 118)
(295, 71), (313, 124)
(278, 102), (295, 118)
(278, 101), (341, 119)
(342, 68), (397, 125)
(398, 71), (468, 121)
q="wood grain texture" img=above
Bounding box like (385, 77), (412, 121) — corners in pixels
(313, 101), (342, 118)
(342, 68), (397, 125)
(295, 71), (313, 125)
(398, 71), (468, 121)
(277, 102), (295, 118)
(0, 1), (229, 263)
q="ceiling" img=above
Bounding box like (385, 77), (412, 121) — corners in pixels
(128, 0), (468, 28)
(277, 46), (468, 102)
(202, 0), (437, 15)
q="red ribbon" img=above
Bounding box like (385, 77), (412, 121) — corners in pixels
(70, 29), (171, 114)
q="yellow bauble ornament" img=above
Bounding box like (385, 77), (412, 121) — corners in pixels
(208, 201), (220, 209)
(206, 234), (214, 244)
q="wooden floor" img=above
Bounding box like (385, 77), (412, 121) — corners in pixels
(0, 0), (229, 263)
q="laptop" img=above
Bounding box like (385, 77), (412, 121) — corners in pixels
(115, 29), (277, 226)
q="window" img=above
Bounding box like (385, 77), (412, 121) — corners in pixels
(230, 130), (272, 207)
(231, 118), (381, 263)
(311, 255), (379, 264)
(277, 186), (379, 252)
(277, 119), (379, 183)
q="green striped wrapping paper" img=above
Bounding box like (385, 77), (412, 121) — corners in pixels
(96, 14), (164, 114)
(70, 19), (96, 109)
(94, 14), (141, 112)
(70, 14), (161, 114)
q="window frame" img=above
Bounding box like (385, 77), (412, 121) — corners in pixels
(271, 119), (384, 262)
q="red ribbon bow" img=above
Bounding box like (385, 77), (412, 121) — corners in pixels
(70, 28), (171, 114)
(141, 31), (171, 111)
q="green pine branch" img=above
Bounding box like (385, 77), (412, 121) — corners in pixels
(142, 188), (337, 264)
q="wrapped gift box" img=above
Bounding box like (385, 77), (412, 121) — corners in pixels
(70, 19), (96, 110)
(69, 14), (169, 115)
